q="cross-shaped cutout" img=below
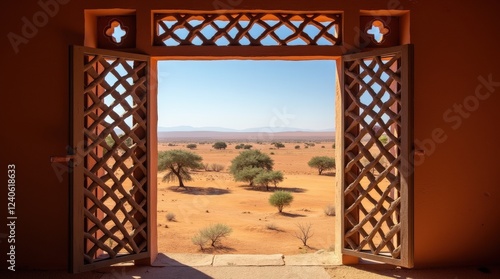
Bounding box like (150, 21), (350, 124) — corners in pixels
(105, 20), (127, 44)
(367, 20), (389, 44)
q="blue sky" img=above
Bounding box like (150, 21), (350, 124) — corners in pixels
(157, 60), (337, 131)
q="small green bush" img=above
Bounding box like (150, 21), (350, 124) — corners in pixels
(203, 163), (210, 171)
(211, 163), (224, 172)
(200, 223), (232, 247)
(186, 143), (197, 149)
(191, 234), (206, 250)
(269, 191), (293, 213)
(265, 223), (279, 231)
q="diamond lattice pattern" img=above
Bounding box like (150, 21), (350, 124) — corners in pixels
(343, 54), (403, 259)
(154, 13), (341, 46)
(82, 55), (148, 264)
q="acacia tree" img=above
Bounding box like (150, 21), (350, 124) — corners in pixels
(229, 150), (274, 186)
(233, 167), (263, 186)
(158, 150), (203, 188)
(308, 156), (335, 175)
(254, 170), (284, 191)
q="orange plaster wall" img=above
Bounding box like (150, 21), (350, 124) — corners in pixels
(0, 0), (499, 270)
(410, 0), (500, 267)
(0, 0), (84, 270)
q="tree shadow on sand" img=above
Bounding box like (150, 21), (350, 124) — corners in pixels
(321, 172), (336, 177)
(239, 185), (307, 193)
(167, 186), (231, 195)
(279, 212), (307, 218)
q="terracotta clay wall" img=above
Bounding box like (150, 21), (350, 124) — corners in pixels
(0, 0), (499, 270)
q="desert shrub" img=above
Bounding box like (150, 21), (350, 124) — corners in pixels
(203, 163), (210, 171)
(293, 223), (313, 246)
(186, 143), (197, 149)
(324, 205), (336, 216)
(200, 223), (232, 247)
(270, 152), (275, 155)
(234, 143), (252, 150)
(379, 134), (389, 145)
(265, 223), (279, 231)
(104, 134), (133, 154)
(212, 141), (227, 150)
(104, 134), (115, 152)
(269, 191), (293, 213)
(321, 146), (325, 148)
(167, 143), (176, 146)
(191, 234), (206, 250)
(125, 137), (133, 147)
(166, 212), (176, 221)
(295, 145), (300, 149)
(211, 163), (224, 172)
(273, 142), (285, 149)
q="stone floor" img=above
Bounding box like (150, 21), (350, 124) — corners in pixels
(1, 252), (499, 279)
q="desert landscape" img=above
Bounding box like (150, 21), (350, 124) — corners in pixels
(155, 134), (337, 255)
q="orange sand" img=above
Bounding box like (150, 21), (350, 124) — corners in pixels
(156, 141), (336, 255)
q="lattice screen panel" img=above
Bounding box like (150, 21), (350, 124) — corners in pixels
(81, 54), (148, 264)
(342, 48), (411, 264)
(154, 13), (341, 46)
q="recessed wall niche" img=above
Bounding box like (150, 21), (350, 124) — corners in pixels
(360, 15), (401, 48)
(97, 15), (136, 49)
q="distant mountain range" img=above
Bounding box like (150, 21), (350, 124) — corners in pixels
(157, 126), (335, 133)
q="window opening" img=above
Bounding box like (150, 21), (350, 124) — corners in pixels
(366, 20), (389, 44)
(106, 20), (128, 44)
(154, 13), (342, 46)
(156, 60), (337, 255)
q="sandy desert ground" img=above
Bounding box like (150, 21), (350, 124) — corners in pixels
(156, 140), (337, 255)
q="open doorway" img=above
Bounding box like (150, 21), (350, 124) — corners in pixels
(155, 60), (338, 255)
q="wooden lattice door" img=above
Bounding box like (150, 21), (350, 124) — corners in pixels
(340, 45), (414, 267)
(70, 46), (150, 273)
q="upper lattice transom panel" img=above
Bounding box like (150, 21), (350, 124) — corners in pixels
(154, 13), (342, 46)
